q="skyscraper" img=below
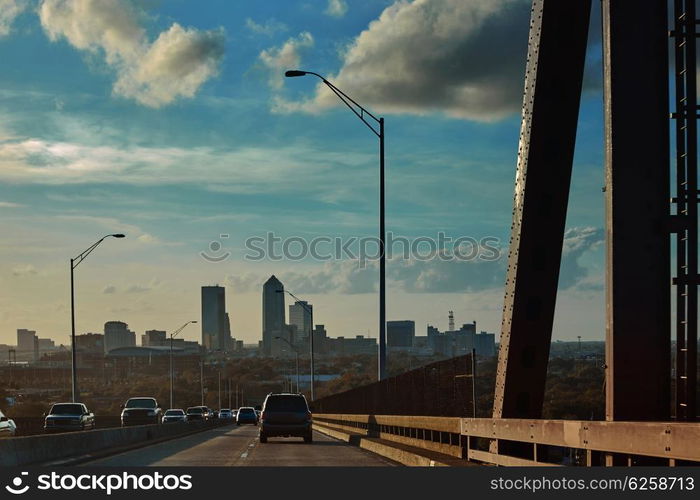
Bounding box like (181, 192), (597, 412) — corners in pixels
(262, 275), (285, 356)
(201, 285), (227, 352)
(289, 300), (313, 345)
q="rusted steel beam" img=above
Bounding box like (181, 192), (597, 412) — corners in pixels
(492, 0), (592, 421)
(602, 0), (671, 421)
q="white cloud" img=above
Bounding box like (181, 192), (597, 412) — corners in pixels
(0, 201), (23, 208)
(0, 0), (27, 37)
(12, 264), (38, 276)
(136, 233), (160, 245)
(258, 32), (314, 90)
(559, 226), (604, 289)
(325, 0), (348, 18)
(245, 17), (288, 36)
(103, 284), (117, 294)
(0, 136), (372, 196)
(278, 0), (532, 121)
(38, 0), (225, 107)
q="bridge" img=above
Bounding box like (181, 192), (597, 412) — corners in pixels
(1, 0), (699, 468)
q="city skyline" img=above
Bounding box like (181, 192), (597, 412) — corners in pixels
(0, 0), (606, 347)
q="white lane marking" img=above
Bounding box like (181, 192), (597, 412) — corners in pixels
(240, 437), (258, 458)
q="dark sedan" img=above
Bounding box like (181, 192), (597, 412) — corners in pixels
(121, 397), (162, 426)
(236, 407), (258, 425)
(186, 406), (206, 421)
(44, 403), (95, 433)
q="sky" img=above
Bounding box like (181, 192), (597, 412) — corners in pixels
(0, 0), (608, 348)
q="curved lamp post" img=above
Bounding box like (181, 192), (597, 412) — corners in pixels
(277, 289), (315, 399)
(70, 233), (125, 403)
(169, 320), (197, 409)
(285, 69), (387, 381)
(275, 335), (300, 393)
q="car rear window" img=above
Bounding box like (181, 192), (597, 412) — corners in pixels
(239, 408), (255, 414)
(126, 398), (157, 409)
(165, 410), (184, 415)
(50, 404), (83, 415)
(264, 396), (308, 412)
(187, 407), (203, 413)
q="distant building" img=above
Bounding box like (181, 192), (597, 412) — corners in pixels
(37, 338), (55, 352)
(425, 321), (495, 357)
(16, 329), (36, 352)
(224, 312), (232, 349)
(168, 338), (201, 354)
(313, 324), (329, 354)
(76, 333), (104, 354)
(104, 321), (136, 353)
(201, 285), (227, 352)
(474, 331), (496, 357)
(262, 275), (285, 356)
(142, 330), (166, 347)
(289, 301), (313, 346)
(327, 335), (377, 356)
(387, 320), (415, 348)
(17, 329), (38, 361)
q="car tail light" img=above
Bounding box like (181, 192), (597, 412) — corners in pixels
(306, 411), (312, 421)
(260, 411), (266, 421)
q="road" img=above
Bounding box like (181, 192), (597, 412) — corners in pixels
(82, 424), (396, 466)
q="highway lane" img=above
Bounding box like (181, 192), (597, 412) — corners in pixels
(82, 423), (396, 467)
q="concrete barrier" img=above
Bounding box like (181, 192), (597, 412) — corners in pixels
(0, 421), (223, 466)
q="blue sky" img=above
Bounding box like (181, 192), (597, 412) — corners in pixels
(0, 0), (606, 347)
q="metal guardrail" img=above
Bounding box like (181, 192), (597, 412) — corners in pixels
(313, 414), (700, 466)
(12, 417), (122, 436)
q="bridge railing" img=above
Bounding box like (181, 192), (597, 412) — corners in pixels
(313, 414), (700, 466)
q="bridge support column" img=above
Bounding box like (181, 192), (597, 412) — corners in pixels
(491, 0), (591, 432)
(602, 0), (671, 422)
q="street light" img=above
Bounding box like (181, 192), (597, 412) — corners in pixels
(285, 69), (387, 381)
(169, 320), (197, 409)
(70, 233), (125, 403)
(277, 289), (315, 399)
(275, 336), (300, 393)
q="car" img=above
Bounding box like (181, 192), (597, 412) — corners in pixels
(212, 410), (219, 419)
(162, 409), (187, 423)
(186, 406), (206, 421)
(236, 407), (258, 425)
(258, 393), (312, 443)
(219, 409), (233, 419)
(120, 397), (162, 426)
(44, 402), (95, 432)
(0, 410), (16, 437)
(231, 409), (238, 417)
(201, 406), (213, 420)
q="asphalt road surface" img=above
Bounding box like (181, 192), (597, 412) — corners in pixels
(82, 424), (396, 467)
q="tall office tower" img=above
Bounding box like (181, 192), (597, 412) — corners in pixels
(104, 321), (136, 353)
(16, 329), (36, 353)
(289, 300), (313, 344)
(201, 285), (226, 352)
(262, 275), (285, 356)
